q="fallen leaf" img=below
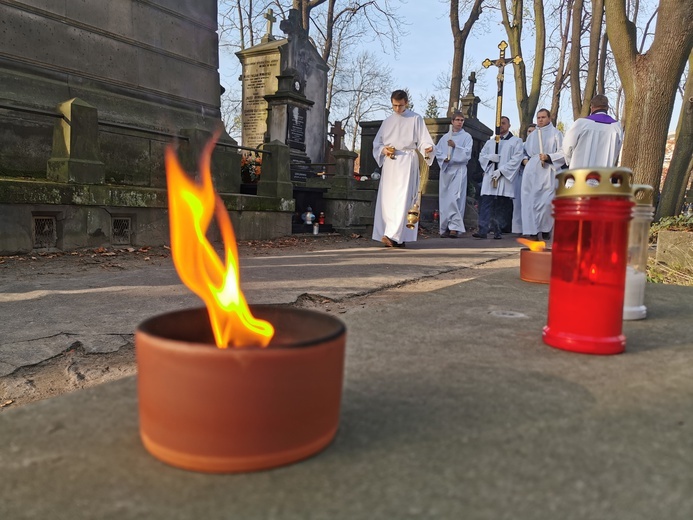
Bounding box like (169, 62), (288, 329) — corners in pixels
(1, 400), (14, 408)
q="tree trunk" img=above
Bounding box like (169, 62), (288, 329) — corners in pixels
(550, 0), (573, 126)
(569, 0), (584, 119)
(656, 51), (693, 219)
(501, 0), (545, 138)
(605, 0), (693, 193)
(448, 0), (484, 116)
(580, 0), (604, 117)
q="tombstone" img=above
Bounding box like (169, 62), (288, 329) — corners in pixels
(236, 8), (329, 182)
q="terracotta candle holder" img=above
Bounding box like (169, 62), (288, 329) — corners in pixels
(136, 305), (346, 473)
(520, 247), (552, 284)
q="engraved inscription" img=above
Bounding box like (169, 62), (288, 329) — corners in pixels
(241, 55), (281, 149)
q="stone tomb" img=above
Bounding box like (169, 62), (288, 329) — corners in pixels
(236, 9), (329, 182)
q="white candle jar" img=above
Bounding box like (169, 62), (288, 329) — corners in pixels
(623, 185), (654, 320)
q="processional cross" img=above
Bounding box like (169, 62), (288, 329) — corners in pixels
(482, 41), (522, 165)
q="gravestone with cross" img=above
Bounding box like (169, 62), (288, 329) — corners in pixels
(236, 8), (329, 181)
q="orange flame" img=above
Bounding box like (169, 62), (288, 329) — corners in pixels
(517, 238), (547, 252)
(165, 136), (274, 348)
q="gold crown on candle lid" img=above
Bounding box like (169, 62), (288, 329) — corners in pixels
(555, 168), (634, 198)
(632, 184), (654, 206)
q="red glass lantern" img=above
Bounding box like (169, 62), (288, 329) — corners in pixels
(543, 168), (634, 355)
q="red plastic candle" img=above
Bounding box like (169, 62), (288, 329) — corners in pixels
(543, 168), (634, 355)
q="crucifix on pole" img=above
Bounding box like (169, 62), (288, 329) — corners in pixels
(482, 41), (522, 173)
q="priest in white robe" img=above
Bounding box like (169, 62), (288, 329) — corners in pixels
(563, 94), (623, 168)
(435, 111), (472, 238)
(372, 90), (434, 247)
(521, 109), (565, 239)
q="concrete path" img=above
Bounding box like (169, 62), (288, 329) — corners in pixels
(1, 236), (692, 519)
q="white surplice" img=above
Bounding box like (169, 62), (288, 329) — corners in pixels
(563, 117), (622, 168)
(435, 129), (472, 234)
(372, 109), (435, 243)
(521, 123), (565, 235)
(479, 133), (524, 198)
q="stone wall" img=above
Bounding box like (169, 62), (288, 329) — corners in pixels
(0, 0), (231, 180)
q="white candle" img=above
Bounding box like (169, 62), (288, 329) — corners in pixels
(446, 124), (453, 161)
(623, 266), (647, 320)
(537, 127), (545, 168)
(537, 127), (544, 155)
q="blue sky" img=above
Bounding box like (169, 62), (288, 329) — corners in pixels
(219, 1), (683, 136)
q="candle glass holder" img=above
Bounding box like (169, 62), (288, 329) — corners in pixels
(543, 168), (634, 355)
(623, 185), (654, 320)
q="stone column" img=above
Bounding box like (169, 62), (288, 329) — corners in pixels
(257, 140), (293, 200)
(47, 98), (105, 184)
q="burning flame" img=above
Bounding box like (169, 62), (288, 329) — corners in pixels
(165, 135), (274, 348)
(516, 238), (547, 252)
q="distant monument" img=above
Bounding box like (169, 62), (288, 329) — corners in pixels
(236, 9), (329, 182)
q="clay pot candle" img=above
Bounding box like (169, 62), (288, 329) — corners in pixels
(136, 306), (345, 473)
(517, 238), (551, 284)
(136, 135), (347, 473)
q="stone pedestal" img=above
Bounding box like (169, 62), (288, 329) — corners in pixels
(306, 148), (375, 234)
(47, 98), (105, 185)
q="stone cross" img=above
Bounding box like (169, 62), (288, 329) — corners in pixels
(330, 121), (345, 151)
(468, 71), (477, 96)
(482, 40), (522, 151)
(262, 9), (276, 42)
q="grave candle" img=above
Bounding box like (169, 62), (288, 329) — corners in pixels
(543, 168), (634, 355)
(623, 184), (654, 320)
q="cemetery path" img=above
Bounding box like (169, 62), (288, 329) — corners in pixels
(0, 230), (520, 411)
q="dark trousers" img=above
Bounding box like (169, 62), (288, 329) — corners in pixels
(478, 195), (513, 236)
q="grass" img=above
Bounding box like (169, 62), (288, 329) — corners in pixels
(647, 214), (693, 286)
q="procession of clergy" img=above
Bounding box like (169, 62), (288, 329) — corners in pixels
(371, 90), (623, 247)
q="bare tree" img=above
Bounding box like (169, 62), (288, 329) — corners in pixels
(605, 0), (693, 192)
(568, 0), (605, 119)
(447, 0), (484, 116)
(657, 51), (693, 218)
(546, 0), (573, 126)
(499, 0), (546, 138)
(335, 51), (393, 150)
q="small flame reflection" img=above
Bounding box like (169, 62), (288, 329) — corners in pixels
(517, 238), (547, 252)
(165, 135), (274, 348)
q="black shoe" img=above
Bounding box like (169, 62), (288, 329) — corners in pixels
(448, 230), (459, 238)
(472, 233), (487, 239)
(392, 241), (405, 248)
(541, 232), (551, 240)
(493, 234), (502, 240)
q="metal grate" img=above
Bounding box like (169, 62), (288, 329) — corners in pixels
(112, 217), (131, 245)
(33, 217), (57, 248)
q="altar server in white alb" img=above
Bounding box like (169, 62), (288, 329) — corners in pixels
(563, 94), (623, 168)
(435, 111), (473, 238)
(475, 116), (524, 239)
(521, 108), (565, 240)
(372, 89), (435, 248)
